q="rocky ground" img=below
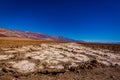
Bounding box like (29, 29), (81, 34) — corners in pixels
(0, 43), (120, 80)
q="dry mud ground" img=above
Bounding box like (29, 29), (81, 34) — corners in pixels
(0, 42), (120, 80)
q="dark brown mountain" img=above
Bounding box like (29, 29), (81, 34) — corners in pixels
(0, 28), (82, 42)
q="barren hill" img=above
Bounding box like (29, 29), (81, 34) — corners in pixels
(0, 28), (80, 42)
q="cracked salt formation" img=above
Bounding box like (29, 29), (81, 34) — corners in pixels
(90, 49), (120, 59)
(37, 64), (44, 70)
(72, 44), (120, 66)
(40, 44), (48, 49)
(45, 60), (60, 65)
(69, 63), (79, 67)
(49, 65), (64, 69)
(15, 46), (32, 52)
(1, 48), (11, 51)
(15, 48), (28, 53)
(32, 55), (46, 60)
(97, 60), (111, 66)
(5, 50), (18, 54)
(0, 55), (14, 60)
(75, 54), (89, 62)
(11, 60), (36, 73)
(14, 45), (42, 53)
(0, 43), (120, 74)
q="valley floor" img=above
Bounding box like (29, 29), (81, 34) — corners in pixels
(0, 40), (120, 80)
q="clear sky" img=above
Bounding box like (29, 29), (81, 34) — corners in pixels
(0, 0), (120, 42)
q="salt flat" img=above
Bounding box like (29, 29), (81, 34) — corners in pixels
(0, 43), (120, 74)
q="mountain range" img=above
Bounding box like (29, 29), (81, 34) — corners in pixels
(0, 28), (81, 42)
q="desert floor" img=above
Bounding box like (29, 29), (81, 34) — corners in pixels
(0, 39), (120, 80)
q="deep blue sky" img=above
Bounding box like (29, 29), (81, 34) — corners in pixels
(0, 0), (120, 42)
